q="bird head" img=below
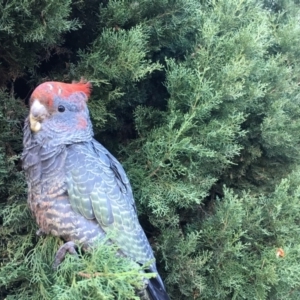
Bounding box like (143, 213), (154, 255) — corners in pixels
(28, 80), (94, 144)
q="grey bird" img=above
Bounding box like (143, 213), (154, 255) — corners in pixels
(22, 80), (170, 300)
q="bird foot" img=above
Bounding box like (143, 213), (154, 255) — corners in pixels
(36, 228), (46, 236)
(53, 241), (78, 269)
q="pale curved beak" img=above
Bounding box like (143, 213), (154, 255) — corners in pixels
(29, 100), (48, 132)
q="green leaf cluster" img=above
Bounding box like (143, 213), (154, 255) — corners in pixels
(0, 0), (80, 85)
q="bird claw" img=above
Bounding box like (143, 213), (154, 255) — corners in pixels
(53, 241), (78, 269)
(36, 228), (46, 236)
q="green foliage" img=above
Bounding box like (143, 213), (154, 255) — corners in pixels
(157, 170), (300, 299)
(77, 26), (161, 84)
(0, 0), (80, 85)
(0, 90), (34, 298)
(1, 215), (151, 300)
(2, 0), (300, 299)
(75, 24), (162, 130)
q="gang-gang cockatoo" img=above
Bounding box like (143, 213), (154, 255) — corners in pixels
(22, 80), (170, 300)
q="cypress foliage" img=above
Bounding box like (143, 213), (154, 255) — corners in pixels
(0, 0), (80, 85)
(1, 0), (300, 299)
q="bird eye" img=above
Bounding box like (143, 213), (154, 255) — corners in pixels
(58, 105), (65, 112)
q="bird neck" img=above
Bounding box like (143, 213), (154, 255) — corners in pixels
(23, 117), (94, 148)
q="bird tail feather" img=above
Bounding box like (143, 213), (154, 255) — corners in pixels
(146, 274), (170, 300)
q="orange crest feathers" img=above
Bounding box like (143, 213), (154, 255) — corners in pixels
(70, 78), (92, 98)
(30, 79), (92, 107)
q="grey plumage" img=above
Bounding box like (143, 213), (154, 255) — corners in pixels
(22, 81), (170, 300)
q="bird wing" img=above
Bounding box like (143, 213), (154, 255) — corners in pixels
(65, 140), (154, 265)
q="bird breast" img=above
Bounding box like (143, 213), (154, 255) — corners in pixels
(24, 141), (105, 246)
